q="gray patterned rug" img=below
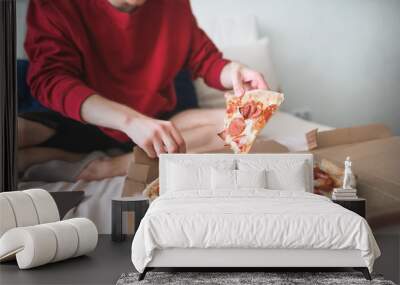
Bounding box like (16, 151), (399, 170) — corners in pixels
(117, 272), (396, 285)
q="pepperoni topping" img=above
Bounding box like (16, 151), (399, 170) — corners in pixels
(239, 102), (253, 119)
(239, 104), (251, 118)
(228, 117), (246, 137)
(239, 101), (263, 119)
(250, 108), (262, 119)
(232, 136), (242, 144)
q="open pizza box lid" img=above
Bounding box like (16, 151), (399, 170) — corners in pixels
(313, 123), (392, 148)
(304, 124), (400, 228)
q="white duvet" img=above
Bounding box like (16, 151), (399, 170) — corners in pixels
(131, 190), (380, 273)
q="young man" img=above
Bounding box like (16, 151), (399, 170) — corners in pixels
(19, 0), (268, 181)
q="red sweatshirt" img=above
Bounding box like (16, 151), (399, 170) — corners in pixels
(25, 0), (229, 142)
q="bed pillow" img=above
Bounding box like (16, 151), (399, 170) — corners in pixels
(266, 163), (307, 191)
(193, 14), (259, 48)
(211, 168), (236, 190)
(236, 169), (267, 189)
(211, 168), (267, 190)
(167, 163), (210, 191)
(167, 161), (235, 192)
(237, 160), (308, 191)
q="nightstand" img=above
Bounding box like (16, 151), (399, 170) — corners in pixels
(332, 198), (366, 218)
(112, 196), (149, 242)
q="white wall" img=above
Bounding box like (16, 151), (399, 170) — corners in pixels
(16, 0), (400, 134)
(191, 0), (400, 134)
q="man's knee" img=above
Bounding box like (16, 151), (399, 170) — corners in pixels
(18, 117), (56, 148)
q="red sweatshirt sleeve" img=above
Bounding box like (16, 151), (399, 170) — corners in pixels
(185, 4), (230, 90)
(24, 1), (95, 122)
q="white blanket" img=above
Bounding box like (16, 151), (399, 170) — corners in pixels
(131, 190), (380, 272)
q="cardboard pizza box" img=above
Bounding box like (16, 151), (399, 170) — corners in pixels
(122, 177), (146, 197)
(211, 138), (289, 154)
(249, 138), (290, 153)
(315, 123), (392, 148)
(126, 162), (150, 183)
(306, 124), (400, 228)
(126, 147), (159, 184)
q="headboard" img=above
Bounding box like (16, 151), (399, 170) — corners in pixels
(159, 153), (313, 194)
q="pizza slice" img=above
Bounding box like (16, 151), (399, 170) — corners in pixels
(218, 89), (284, 153)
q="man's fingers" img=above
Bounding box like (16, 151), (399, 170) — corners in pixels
(231, 65), (244, 96)
(243, 82), (252, 92)
(242, 68), (269, 90)
(160, 128), (179, 154)
(256, 74), (269, 90)
(142, 141), (157, 158)
(153, 137), (166, 157)
(169, 124), (186, 153)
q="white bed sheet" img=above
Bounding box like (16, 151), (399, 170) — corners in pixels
(259, 112), (333, 151)
(131, 190), (380, 273)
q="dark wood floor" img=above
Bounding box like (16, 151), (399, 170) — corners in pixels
(1, 234), (398, 284)
(0, 235), (134, 285)
(373, 233), (400, 284)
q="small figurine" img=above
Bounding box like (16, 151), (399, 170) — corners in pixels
(342, 156), (354, 189)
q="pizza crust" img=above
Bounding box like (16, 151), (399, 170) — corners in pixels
(226, 89), (284, 107)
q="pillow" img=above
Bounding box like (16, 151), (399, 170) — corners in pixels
(193, 14), (259, 47)
(236, 169), (267, 189)
(195, 38), (279, 108)
(167, 163), (210, 191)
(211, 168), (267, 190)
(237, 159), (309, 191)
(266, 164), (307, 191)
(166, 160), (235, 192)
(211, 168), (236, 190)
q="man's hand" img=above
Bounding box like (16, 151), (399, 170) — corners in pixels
(81, 94), (186, 158)
(123, 115), (186, 158)
(220, 62), (269, 96)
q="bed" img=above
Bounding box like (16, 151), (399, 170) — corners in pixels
(131, 153), (380, 281)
